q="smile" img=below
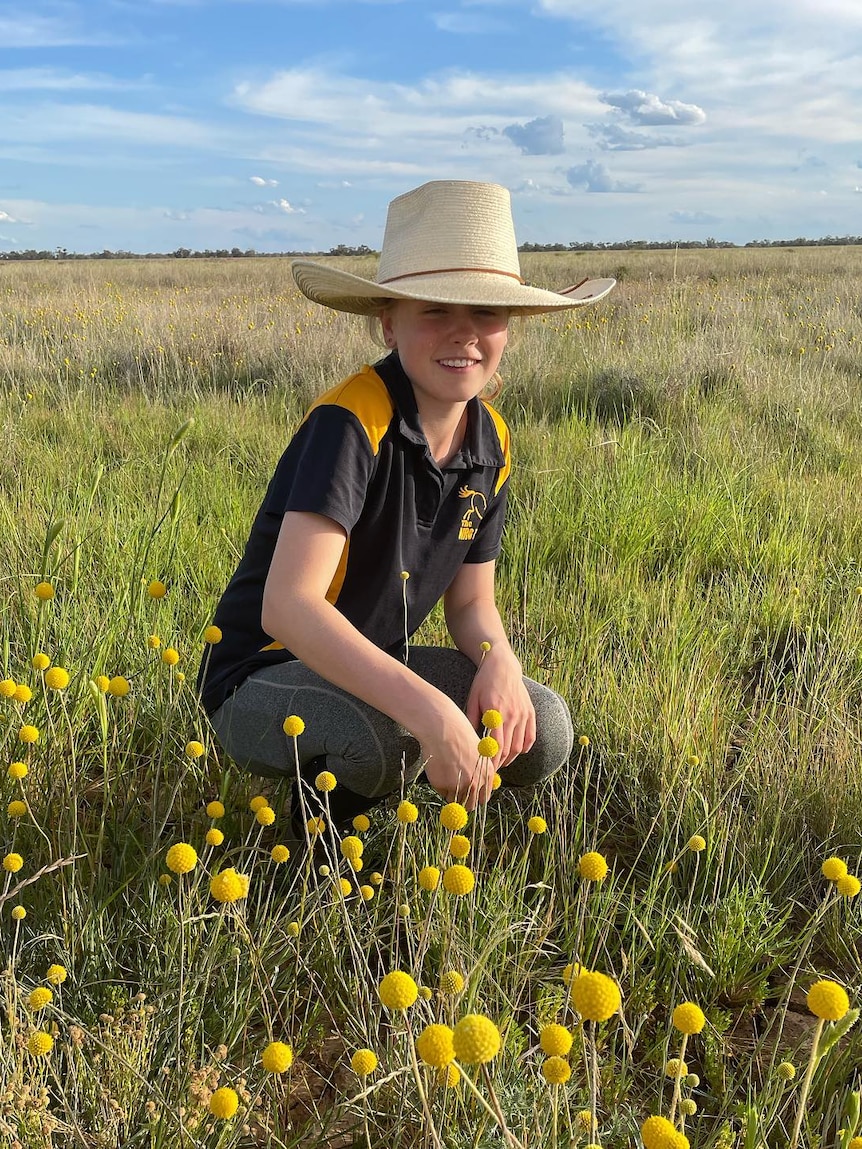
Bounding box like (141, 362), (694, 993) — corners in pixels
(438, 358), (481, 368)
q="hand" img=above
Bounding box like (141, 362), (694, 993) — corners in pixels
(465, 647), (536, 769)
(416, 700), (498, 811)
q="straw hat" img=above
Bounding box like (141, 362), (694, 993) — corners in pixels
(291, 180), (615, 316)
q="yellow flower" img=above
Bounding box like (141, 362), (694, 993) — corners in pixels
(206, 828), (224, 847)
(806, 979), (850, 1021)
(539, 1024), (572, 1057)
(271, 844), (290, 863)
(27, 1032), (53, 1056)
(397, 800), (419, 823)
(287, 921), (300, 937)
(492, 772), (502, 790)
(542, 1056), (571, 1084)
(360, 884), (374, 901)
(680, 1100), (698, 1117)
(337, 877), (352, 896)
(351, 1048), (377, 1076)
(419, 985), (433, 1000)
(441, 1063), (461, 1087)
(576, 1110), (594, 1132)
(209, 1087), (239, 1119)
(665, 1058), (689, 1077)
(687, 835), (706, 852)
(249, 795), (269, 812)
(672, 1002), (706, 1035)
(94, 675), (111, 693)
(185, 740), (205, 759)
(206, 800), (225, 819)
(571, 971), (621, 1022)
(443, 864), (475, 896)
(32, 652), (50, 671)
(35, 581), (55, 601)
(3, 853), (24, 872)
(147, 634), (161, 649)
(261, 1041), (293, 1073)
(8, 800), (27, 818)
(641, 1115), (683, 1149)
(480, 640), (492, 652)
(452, 1014), (501, 1064)
(282, 714), (305, 737)
(477, 735), (499, 758)
(210, 868), (249, 903)
(822, 857), (848, 881)
(340, 836), (364, 861)
(440, 802), (468, 831)
(562, 962), (583, 985)
(418, 866), (440, 891)
(44, 666), (69, 690)
(107, 675), (130, 697)
(306, 816), (326, 835)
(14, 683), (32, 704)
(482, 709), (503, 729)
(147, 580), (167, 599)
(527, 816), (547, 834)
(46, 964), (67, 985)
(578, 734), (590, 747)
(28, 987), (53, 1010)
(18, 725), (39, 744)
(837, 874), (861, 897)
(161, 647), (180, 666)
(0, 678), (17, 697)
(8, 760), (28, 779)
(256, 805), (276, 826)
(203, 625), (223, 644)
(847, 1139), (862, 1149)
(315, 770), (337, 792)
(578, 851), (608, 881)
(352, 814), (370, 832)
(165, 843), (197, 874)
(158, 873), (172, 886)
(416, 1024), (455, 1067)
(449, 834), (471, 859)
(370, 871), (384, 886)
(439, 970), (464, 994)
(11, 905), (26, 920)
(378, 970), (419, 1010)
(176, 672), (185, 684)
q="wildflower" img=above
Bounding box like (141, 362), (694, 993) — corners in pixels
(147, 634), (161, 649)
(578, 851), (608, 881)
(806, 979), (850, 1020)
(203, 625), (223, 644)
(256, 805), (276, 826)
(8, 800), (27, 818)
(822, 857), (848, 881)
(32, 653), (50, 671)
(477, 735), (499, 758)
(209, 1087), (239, 1119)
(571, 971), (621, 1022)
(44, 667), (69, 690)
(397, 800), (418, 823)
(440, 802), (468, 831)
(686, 755), (700, 767)
(443, 864), (475, 896)
(848, 1139), (862, 1149)
(492, 772), (502, 790)
(480, 640), (492, 652)
(418, 866), (440, 891)
(441, 1063), (461, 1087)
(14, 683), (32, 704)
(185, 740), (204, 759)
(28, 988), (53, 1010)
(340, 836), (363, 861)
(351, 1048), (377, 1076)
(203, 829), (223, 848)
(306, 816), (325, 835)
(672, 1002), (706, 1035)
(527, 815), (547, 834)
(176, 672), (185, 683)
(641, 1115), (683, 1149)
(837, 874), (861, 897)
(287, 922), (300, 937)
(687, 835), (706, 852)
(161, 648), (180, 666)
(18, 725), (39, 744)
(45, 964), (67, 983)
(680, 1100), (698, 1117)
(360, 884), (374, 900)
(578, 735), (590, 747)
(158, 874), (171, 886)
(271, 844), (290, 863)
(416, 1024), (455, 1067)
(482, 709), (503, 730)
(210, 868), (249, 903)
(452, 1014), (501, 1064)
(665, 1058), (689, 1077)
(419, 985), (432, 1000)
(249, 795), (269, 812)
(337, 877), (352, 896)
(3, 853), (24, 872)
(94, 675), (111, 693)
(685, 1073), (700, 1088)
(439, 970), (464, 994)
(449, 834), (471, 859)
(206, 800), (225, 819)
(107, 676), (130, 697)
(576, 1111), (594, 1132)
(27, 1032), (53, 1057)
(165, 843), (197, 875)
(378, 971), (419, 1010)
(370, 871), (383, 886)
(398, 903), (411, 917)
(261, 1041), (293, 1073)
(11, 905), (26, 920)
(315, 770), (337, 792)
(282, 714), (305, 737)
(35, 582), (55, 601)
(353, 814), (370, 831)
(542, 1056), (571, 1084)
(0, 678), (16, 697)
(8, 760), (28, 780)
(539, 1024), (573, 1057)
(562, 962), (583, 985)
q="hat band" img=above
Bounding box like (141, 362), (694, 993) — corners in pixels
(378, 266), (525, 286)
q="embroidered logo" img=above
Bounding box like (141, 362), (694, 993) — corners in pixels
(458, 486), (487, 540)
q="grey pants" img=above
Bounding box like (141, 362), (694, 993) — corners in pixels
(210, 647), (573, 820)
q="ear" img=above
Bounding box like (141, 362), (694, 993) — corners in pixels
(381, 309), (396, 348)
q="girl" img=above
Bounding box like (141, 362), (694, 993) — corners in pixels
(198, 180), (614, 828)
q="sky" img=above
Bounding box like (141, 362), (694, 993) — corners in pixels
(1, 0), (861, 253)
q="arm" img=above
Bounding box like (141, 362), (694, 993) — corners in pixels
(261, 511), (494, 808)
(443, 560), (536, 769)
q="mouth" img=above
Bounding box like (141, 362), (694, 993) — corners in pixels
(437, 358), (481, 369)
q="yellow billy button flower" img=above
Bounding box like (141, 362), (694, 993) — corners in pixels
(203, 625), (223, 644)
(249, 795), (269, 812)
(271, 844), (290, 863)
(449, 834), (471, 859)
(578, 852), (608, 881)
(11, 905), (26, 920)
(18, 725), (39, 744)
(0, 678), (16, 697)
(337, 877), (352, 896)
(563, 962), (583, 985)
(837, 874), (861, 897)
(206, 800), (225, 819)
(161, 648), (180, 666)
(416, 1024), (455, 1067)
(439, 970), (465, 994)
(378, 971), (419, 1011)
(32, 652), (50, 671)
(539, 1024), (573, 1057)
(315, 770), (337, 792)
(8, 800), (27, 818)
(370, 871), (383, 886)
(477, 735), (499, 759)
(352, 814), (370, 832)
(286, 921), (300, 937)
(641, 1115), (684, 1149)
(206, 828), (224, 847)
(578, 734), (590, 747)
(306, 816), (325, 835)
(35, 581), (55, 601)
(209, 1087), (239, 1119)
(210, 868), (249, 903)
(443, 864), (475, 896)
(680, 1099), (698, 1117)
(492, 772), (502, 790)
(261, 1041), (293, 1073)
(46, 964), (67, 985)
(665, 1058), (688, 1077)
(418, 866), (440, 891)
(8, 761), (28, 780)
(165, 843), (197, 874)
(419, 985), (433, 1000)
(147, 634), (161, 649)
(481, 709), (503, 730)
(571, 971), (621, 1023)
(340, 836), (363, 862)
(576, 1110), (594, 1133)
(687, 835), (706, 852)
(185, 740), (205, 759)
(3, 853), (24, 872)
(806, 979), (850, 1021)
(14, 683), (32, 704)
(452, 1014), (501, 1064)
(360, 884), (374, 901)
(27, 1032), (53, 1057)
(397, 800), (419, 823)
(527, 816), (547, 834)
(542, 1056), (571, 1084)
(94, 675), (111, 693)
(28, 987), (53, 1010)
(672, 1002), (706, 1035)
(440, 802), (468, 831)
(44, 666), (69, 690)
(256, 805), (276, 826)
(107, 676), (130, 697)
(282, 714), (305, 737)
(351, 1048), (378, 1076)
(147, 580), (167, 599)
(822, 856), (848, 881)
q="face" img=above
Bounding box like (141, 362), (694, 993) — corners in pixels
(381, 300), (509, 415)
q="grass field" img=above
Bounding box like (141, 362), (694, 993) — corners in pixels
(1, 247), (861, 1148)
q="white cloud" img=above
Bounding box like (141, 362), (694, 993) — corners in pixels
(0, 13), (124, 48)
(250, 175), (279, 187)
(601, 90), (706, 126)
(0, 68), (137, 92)
(669, 210), (722, 224)
(566, 161), (642, 193)
(587, 122), (689, 150)
(431, 10), (510, 33)
(503, 115), (565, 155)
(0, 103), (217, 149)
(271, 199), (305, 214)
(0, 210), (19, 223)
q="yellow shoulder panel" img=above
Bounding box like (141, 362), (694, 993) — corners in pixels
(481, 401), (512, 496)
(300, 365), (394, 457)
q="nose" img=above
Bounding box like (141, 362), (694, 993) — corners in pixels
(446, 307), (479, 342)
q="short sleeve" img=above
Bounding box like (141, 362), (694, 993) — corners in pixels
(262, 405), (375, 534)
(463, 476), (508, 563)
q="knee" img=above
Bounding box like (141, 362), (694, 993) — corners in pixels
(503, 686), (574, 788)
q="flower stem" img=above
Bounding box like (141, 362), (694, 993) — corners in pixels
(789, 1019), (825, 1149)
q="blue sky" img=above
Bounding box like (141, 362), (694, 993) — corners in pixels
(1, 0), (861, 252)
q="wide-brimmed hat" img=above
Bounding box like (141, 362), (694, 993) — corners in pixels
(291, 180), (615, 316)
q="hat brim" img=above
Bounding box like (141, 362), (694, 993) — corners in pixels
(291, 260), (615, 316)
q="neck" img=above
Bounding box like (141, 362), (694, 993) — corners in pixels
(417, 400), (468, 466)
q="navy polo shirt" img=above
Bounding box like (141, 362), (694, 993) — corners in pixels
(199, 352), (511, 715)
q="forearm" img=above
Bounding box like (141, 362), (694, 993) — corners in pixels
(444, 591), (520, 672)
